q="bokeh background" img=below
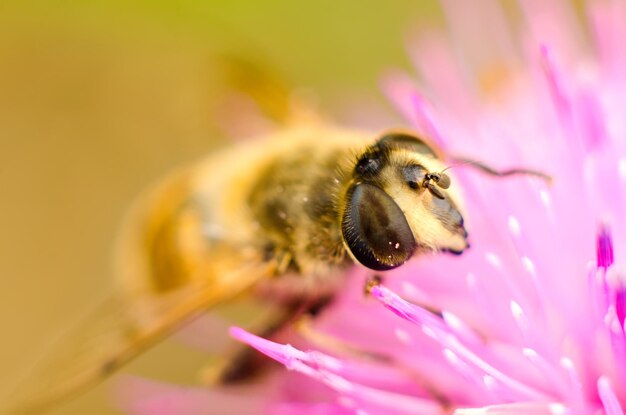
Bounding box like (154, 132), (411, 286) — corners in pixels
(0, 1), (441, 413)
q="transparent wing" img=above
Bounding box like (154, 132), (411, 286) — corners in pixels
(1, 261), (271, 415)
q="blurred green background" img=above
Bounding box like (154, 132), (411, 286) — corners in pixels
(0, 1), (441, 413)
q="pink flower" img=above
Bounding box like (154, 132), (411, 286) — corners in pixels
(117, 1), (626, 414)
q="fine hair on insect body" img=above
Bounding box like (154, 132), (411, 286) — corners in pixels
(2, 122), (551, 414)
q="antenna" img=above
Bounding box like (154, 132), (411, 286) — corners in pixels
(449, 157), (552, 183)
(421, 157), (552, 200)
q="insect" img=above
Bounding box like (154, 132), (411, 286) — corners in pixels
(4, 122), (549, 414)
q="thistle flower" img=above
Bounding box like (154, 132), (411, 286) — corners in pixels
(117, 1), (626, 414)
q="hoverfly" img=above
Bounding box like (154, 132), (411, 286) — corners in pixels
(3, 72), (550, 415)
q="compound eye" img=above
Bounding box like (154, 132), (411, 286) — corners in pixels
(341, 183), (417, 271)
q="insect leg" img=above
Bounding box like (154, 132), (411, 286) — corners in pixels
(216, 295), (334, 384)
(215, 317), (286, 384)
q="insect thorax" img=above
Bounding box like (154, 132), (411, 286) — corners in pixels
(247, 144), (353, 277)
